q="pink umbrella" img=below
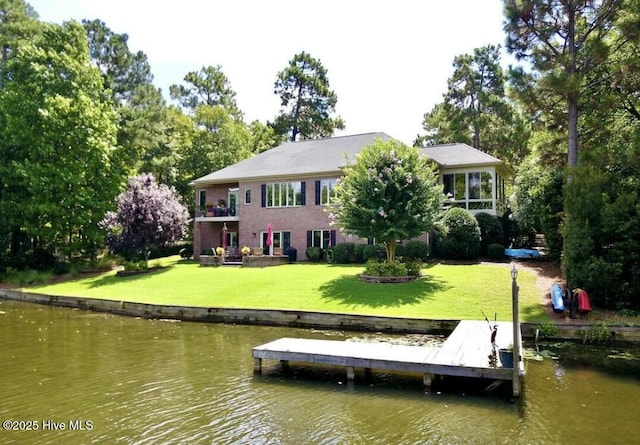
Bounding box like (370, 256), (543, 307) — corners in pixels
(266, 223), (273, 256)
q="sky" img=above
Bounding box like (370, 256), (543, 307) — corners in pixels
(27, 0), (512, 145)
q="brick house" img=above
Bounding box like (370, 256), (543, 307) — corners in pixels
(190, 132), (510, 260)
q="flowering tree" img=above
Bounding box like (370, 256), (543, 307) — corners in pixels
(101, 173), (189, 262)
(330, 139), (443, 263)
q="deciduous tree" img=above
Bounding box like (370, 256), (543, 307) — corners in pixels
(0, 21), (123, 260)
(101, 173), (189, 262)
(0, 0), (39, 87)
(330, 139), (443, 263)
(174, 105), (252, 206)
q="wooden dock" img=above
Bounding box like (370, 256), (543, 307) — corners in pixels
(252, 320), (525, 395)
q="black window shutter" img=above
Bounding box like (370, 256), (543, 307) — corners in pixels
(261, 184), (266, 207)
(300, 182), (306, 205)
(307, 231), (312, 247)
(330, 230), (336, 247)
(315, 180), (321, 205)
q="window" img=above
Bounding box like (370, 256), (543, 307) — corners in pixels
(228, 190), (238, 216)
(261, 231), (291, 249)
(244, 188), (251, 204)
(443, 171), (494, 212)
(468, 172), (481, 199)
(316, 179), (337, 205)
(443, 173), (466, 201)
(198, 190), (207, 210)
(307, 230), (336, 249)
(264, 182), (304, 207)
(313, 230), (330, 249)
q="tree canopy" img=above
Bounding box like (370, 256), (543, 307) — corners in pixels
(0, 20), (122, 260)
(0, 0), (40, 87)
(101, 173), (189, 262)
(418, 45), (529, 167)
(272, 51), (344, 141)
(505, 0), (640, 308)
(170, 65), (242, 120)
(503, 0), (629, 169)
(330, 139), (443, 262)
(83, 19), (170, 175)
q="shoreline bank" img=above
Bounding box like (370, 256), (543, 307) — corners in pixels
(2, 288), (639, 343)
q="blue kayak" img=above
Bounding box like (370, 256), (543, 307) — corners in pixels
(504, 248), (541, 259)
(551, 284), (565, 312)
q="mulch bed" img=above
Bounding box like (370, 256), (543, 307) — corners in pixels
(360, 274), (417, 283)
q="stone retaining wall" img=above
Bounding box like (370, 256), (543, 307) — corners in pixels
(241, 255), (288, 267)
(1, 289), (639, 342)
(199, 255), (224, 267)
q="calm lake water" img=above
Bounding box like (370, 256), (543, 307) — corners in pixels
(1, 299), (639, 444)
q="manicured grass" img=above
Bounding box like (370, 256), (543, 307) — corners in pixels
(28, 256), (548, 322)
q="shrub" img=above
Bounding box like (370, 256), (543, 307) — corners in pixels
(403, 259), (423, 277)
(362, 244), (385, 262)
(512, 157), (564, 259)
(150, 242), (193, 259)
(566, 256), (621, 308)
(403, 240), (429, 260)
(305, 246), (323, 261)
(437, 207), (481, 259)
(364, 259), (408, 277)
(511, 220), (537, 249)
(53, 261), (72, 275)
(353, 244), (366, 263)
(5, 268), (52, 286)
(80, 255), (118, 272)
(487, 243), (505, 260)
(122, 259), (148, 271)
(331, 242), (355, 264)
(27, 248), (57, 270)
(475, 212), (504, 255)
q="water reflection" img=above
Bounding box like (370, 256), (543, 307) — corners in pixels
(0, 299), (639, 444)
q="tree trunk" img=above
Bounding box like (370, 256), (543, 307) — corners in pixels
(0, 44), (7, 89)
(566, 3), (579, 172)
(385, 240), (397, 263)
(291, 80), (303, 141)
(567, 92), (579, 169)
(473, 123), (481, 149)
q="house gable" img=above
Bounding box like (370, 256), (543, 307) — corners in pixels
(421, 143), (510, 216)
(191, 132), (393, 186)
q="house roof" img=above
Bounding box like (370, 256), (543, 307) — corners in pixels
(191, 136), (509, 186)
(420, 143), (503, 168)
(191, 132), (393, 185)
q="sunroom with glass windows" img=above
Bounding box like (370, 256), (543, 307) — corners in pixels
(421, 143), (510, 217)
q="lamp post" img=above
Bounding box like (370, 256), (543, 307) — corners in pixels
(511, 263), (521, 396)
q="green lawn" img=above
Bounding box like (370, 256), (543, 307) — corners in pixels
(28, 257), (548, 322)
